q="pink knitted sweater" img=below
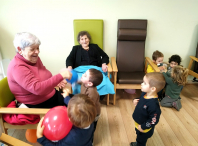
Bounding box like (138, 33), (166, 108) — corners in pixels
(7, 53), (63, 105)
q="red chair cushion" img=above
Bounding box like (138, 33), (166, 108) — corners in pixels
(3, 101), (40, 125)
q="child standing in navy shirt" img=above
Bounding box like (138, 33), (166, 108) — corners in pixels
(131, 72), (165, 146)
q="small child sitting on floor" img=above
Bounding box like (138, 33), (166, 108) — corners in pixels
(160, 66), (188, 111)
(167, 54), (182, 73)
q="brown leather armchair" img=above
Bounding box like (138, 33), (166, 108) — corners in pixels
(111, 19), (159, 105)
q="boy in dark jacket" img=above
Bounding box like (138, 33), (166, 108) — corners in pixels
(131, 72), (165, 146)
(37, 94), (97, 146)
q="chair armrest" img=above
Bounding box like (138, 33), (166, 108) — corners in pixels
(0, 133), (32, 146)
(187, 56), (198, 79)
(145, 57), (160, 72)
(111, 57), (118, 72)
(107, 63), (112, 72)
(190, 56), (198, 62)
(0, 107), (49, 115)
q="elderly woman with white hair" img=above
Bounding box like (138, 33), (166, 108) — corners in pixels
(7, 32), (72, 108)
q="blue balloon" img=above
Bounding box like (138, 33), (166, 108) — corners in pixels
(66, 70), (78, 84)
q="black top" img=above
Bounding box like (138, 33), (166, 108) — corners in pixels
(81, 48), (98, 66)
(66, 44), (109, 68)
(132, 92), (161, 130)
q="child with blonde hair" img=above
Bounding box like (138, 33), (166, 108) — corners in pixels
(160, 66), (189, 111)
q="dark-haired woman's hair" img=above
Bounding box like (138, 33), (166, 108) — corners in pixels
(77, 31), (91, 43)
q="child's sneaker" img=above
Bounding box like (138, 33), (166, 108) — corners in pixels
(130, 142), (137, 146)
(172, 100), (182, 111)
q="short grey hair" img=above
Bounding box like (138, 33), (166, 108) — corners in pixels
(13, 32), (41, 52)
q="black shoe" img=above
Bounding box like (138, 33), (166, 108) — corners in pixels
(130, 142), (137, 146)
(193, 77), (198, 82)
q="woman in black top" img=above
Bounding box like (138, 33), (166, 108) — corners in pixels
(66, 31), (109, 72)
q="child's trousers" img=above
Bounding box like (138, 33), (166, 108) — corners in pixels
(160, 96), (178, 107)
(135, 127), (154, 146)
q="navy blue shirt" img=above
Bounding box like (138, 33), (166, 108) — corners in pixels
(37, 124), (94, 146)
(132, 92), (161, 130)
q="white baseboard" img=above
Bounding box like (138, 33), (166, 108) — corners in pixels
(187, 79), (198, 84)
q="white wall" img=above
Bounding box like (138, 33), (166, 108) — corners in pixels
(0, 0), (198, 75)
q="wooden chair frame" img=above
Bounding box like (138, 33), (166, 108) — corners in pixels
(0, 107), (49, 134)
(187, 56), (198, 79)
(0, 133), (32, 146)
(110, 56), (159, 105)
(106, 63), (112, 105)
(0, 77), (59, 134)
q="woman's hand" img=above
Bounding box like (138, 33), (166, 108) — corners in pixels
(133, 99), (139, 106)
(102, 63), (108, 72)
(57, 80), (67, 89)
(37, 117), (45, 139)
(68, 66), (73, 70)
(60, 69), (72, 80)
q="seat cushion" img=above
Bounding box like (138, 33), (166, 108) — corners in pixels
(3, 101), (40, 125)
(0, 77), (15, 107)
(117, 71), (145, 84)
